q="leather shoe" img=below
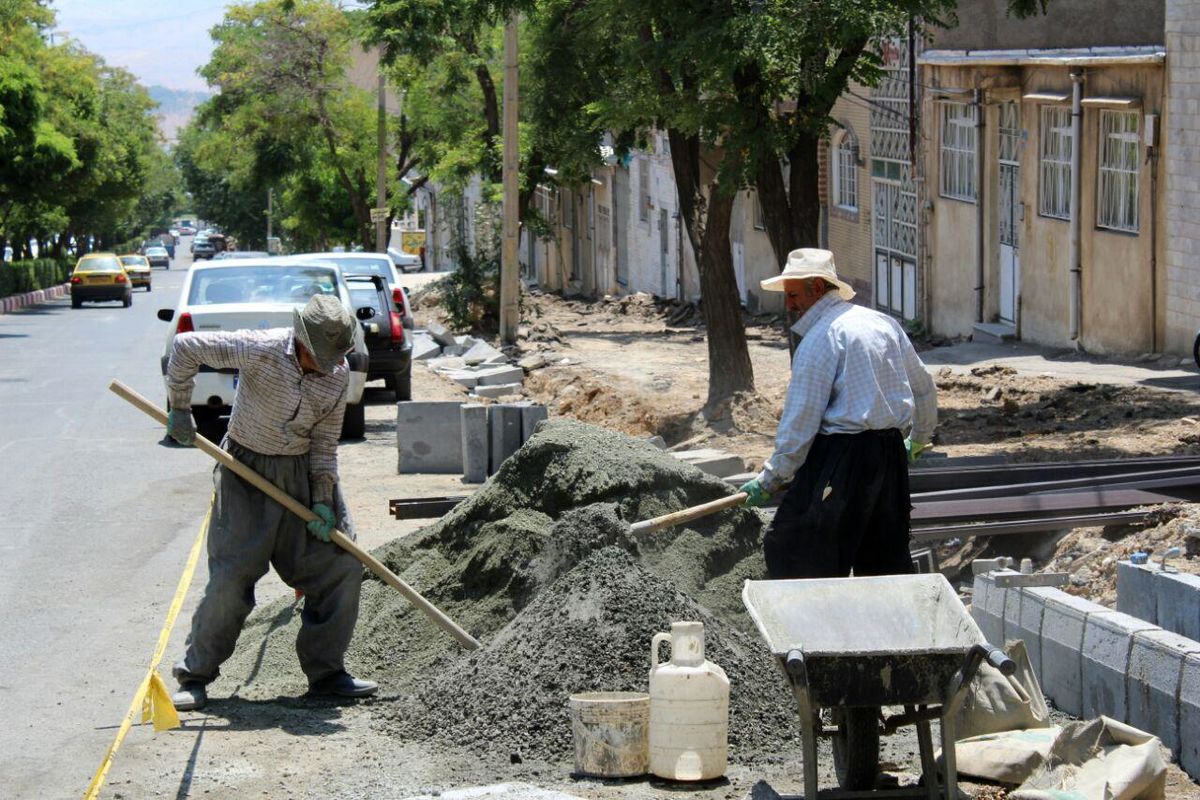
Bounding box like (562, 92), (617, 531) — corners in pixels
(172, 682), (207, 711)
(308, 671), (378, 698)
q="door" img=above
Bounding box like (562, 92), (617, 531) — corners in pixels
(998, 101), (1021, 325)
(872, 171), (917, 320)
(732, 242), (747, 303)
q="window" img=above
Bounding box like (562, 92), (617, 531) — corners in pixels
(1040, 106), (1073, 220)
(939, 102), (977, 201)
(831, 131), (859, 211)
(562, 188), (573, 230)
(638, 158), (650, 223)
(1097, 110), (1140, 233)
(753, 191), (766, 230)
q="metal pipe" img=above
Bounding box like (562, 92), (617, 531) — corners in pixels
(1149, 127), (1159, 352)
(1068, 70), (1084, 340)
(974, 89), (986, 323)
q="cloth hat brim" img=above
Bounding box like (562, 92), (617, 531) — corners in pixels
(760, 272), (856, 301)
(293, 306), (347, 373)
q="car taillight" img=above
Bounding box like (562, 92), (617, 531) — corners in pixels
(70, 276), (81, 284)
(115, 273), (127, 283)
(392, 287), (405, 312)
(177, 311), (194, 334)
(391, 309), (405, 345)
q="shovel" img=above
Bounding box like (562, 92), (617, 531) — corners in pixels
(628, 492), (749, 534)
(109, 379), (480, 651)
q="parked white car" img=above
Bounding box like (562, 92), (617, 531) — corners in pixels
(387, 246), (423, 273)
(290, 252), (414, 329)
(156, 258), (371, 439)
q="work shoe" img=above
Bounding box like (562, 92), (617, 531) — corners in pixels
(172, 682), (207, 712)
(308, 671), (378, 698)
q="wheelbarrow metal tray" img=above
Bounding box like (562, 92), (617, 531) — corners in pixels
(742, 574), (985, 708)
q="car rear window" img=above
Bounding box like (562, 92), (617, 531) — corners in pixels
(119, 256), (148, 266)
(78, 257), (121, 272)
(146, 248), (167, 256)
(187, 266), (340, 306)
(316, 257), (392, 281)
(348, 283), (386, 312)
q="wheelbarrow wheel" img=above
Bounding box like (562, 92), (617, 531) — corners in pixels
(832, 706), (881, 790)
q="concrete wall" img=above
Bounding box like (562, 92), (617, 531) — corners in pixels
(826, 89), (877, 304)
(1165, 0), (1200, 353)
(730, 190), (785, 313)
(922, 62), (1166, 354)
(933, 0), (1164, 51)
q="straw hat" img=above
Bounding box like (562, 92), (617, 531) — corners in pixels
(293, 294), (355, 374)
(759, 248), (856, 301)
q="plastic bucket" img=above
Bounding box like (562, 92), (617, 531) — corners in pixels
(568, 691), (650, 777)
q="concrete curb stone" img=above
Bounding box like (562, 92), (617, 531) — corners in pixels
(397, 401), (464, 474)
(1156, 571), (1200, 642)
(970, 574), (999, 646)
(1040, 590), (1103, 717)
(1126, 628), (1200, 755)
(1181, 653), (1200, 779)
(0, 282), (69, 315)
(488, 404), (522, 475)
(1117, 560), (1159, 625)
(1014, 586), (1056, 685)
(982, 572), (1013, 647)
(1081, 609), (1157, 721)
(460, 404), (489, 483)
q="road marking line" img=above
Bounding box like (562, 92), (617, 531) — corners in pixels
(82, 498), (212, 800)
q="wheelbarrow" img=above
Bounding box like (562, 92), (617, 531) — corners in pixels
(743, 574), (1014, 799)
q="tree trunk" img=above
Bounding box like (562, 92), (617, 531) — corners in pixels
(666, 128), (754, 411)
(756, 132), (821, 269)
(474, 65), (501, 181)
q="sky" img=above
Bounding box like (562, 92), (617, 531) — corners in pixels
(52, 1), (229, 91)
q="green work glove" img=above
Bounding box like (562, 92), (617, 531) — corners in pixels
(739, 478), (771, 508)
(904, 438), (929, 465)
(167, 408), (196, 446)
(307, 502), (336, 542)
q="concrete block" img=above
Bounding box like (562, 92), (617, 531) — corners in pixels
(397, 401), (463, 474)
(460, 404), (489, 483)
(1013, 587), (1055, 686)
(971, 573), (1002, 647)
(427, 356), (466, 371)
(411, 334), (442, 360)
(475, 365), (526, 386)
(519, 404), (548, 442)
(982, 572), (1014, 648)
(1117, 561), (1160, 625)
(673, 449), (745, 478)
(1156, 571), (1200, 641)
(1127, 629), (1200, 754)
(1081, 610), (1157, 721)
(427, 321), (457, 347)
(472, 382), (523, 399)
(442, 344), (466, 357)
(1181, 653), (1200, 780)
(489, 404), (523, 475)
(1041, 590), (1103, 717)
(462, 340), (504, 366)
(1003, 583), (1023, 646)
(440, 369), (480, 389)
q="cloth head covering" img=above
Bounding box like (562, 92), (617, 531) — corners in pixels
(293, 293), (354, 374)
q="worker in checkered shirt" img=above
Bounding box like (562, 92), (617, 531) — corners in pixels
(164, 294), (377, 711)
(739, 249), (938, 579)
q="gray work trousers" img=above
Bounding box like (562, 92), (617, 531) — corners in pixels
(174, 438), (363, 687)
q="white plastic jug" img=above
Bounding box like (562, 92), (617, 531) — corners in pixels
(648, 620), (729, 781)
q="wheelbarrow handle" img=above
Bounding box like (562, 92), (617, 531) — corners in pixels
(980, 644), (1017, 676)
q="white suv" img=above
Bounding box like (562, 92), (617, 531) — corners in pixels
(157, 258), (371, 439)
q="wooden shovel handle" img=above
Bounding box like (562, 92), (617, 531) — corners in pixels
(109, 379), (480, 651)
(628, 492), (749, 534)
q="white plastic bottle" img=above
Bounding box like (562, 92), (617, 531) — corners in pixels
(648, 620), (730, 780)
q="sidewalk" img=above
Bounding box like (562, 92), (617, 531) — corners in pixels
(922, 339), (1199, 393)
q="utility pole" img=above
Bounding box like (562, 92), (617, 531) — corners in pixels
(499, 15), (520, 344)
(375, 69), (388, 254)
(266, 188), (273, 243)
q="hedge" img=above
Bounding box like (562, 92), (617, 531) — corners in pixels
(1, 258), (73, 299)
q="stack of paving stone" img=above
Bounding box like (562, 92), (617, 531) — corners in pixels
(397, 400), (548, 481)
(410, 323), (528, 399)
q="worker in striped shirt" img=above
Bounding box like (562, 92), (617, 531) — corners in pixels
(165, 294), (376, 711)
(740, 249), (938, 579)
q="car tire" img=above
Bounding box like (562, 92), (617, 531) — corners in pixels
(71, 297), (81, 309)
(340, 401), (365, 440)
(147, 284), (152, 292)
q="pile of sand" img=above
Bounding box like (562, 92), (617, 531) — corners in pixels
(217, 420), (783, 759)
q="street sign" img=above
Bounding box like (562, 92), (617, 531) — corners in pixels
(400, 230), (426, 255)
(370, 207), (389, 223)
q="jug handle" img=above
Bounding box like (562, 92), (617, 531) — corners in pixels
(651, 631), (671, 670)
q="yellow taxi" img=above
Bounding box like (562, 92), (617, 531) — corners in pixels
(118, 254), (153, 291)
(70, 253), (133, 309)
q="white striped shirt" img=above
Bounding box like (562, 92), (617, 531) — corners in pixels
(167, 329), (348, 486)
(757, 293), (938, 492)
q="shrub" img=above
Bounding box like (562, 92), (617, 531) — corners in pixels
(442, 244), (500, 333)
(0, 258), (72, 299)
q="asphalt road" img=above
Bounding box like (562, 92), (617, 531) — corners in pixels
(0, 245), (215, 796)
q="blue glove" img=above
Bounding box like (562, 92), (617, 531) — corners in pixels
(904, 438), (929, 465)
(739, 478), (771, 508)
(167, 408), (195, 446)
(307, 502), (335, 542)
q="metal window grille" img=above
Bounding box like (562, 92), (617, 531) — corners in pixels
(562, 188), (573, 230)
(1039, 106), (1073, 220)
(939, 102), (977, 201)
(638, 160), (650, 223)
(998, 101), (1021, 163)
(1097, 110), (1140, 233)
(833, 135), (858, 211)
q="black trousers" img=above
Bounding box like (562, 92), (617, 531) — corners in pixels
(763, 428), (914, 579)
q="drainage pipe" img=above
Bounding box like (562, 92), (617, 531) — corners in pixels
(974, 89), (986, 323)
(1068, 70), (1084, 341)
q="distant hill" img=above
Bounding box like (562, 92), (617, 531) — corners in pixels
(147, 86), (209, 143)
